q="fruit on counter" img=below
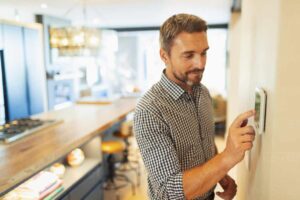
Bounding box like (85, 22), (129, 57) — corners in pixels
(66, 148), (85, 167)
(49, 163), (66, 178)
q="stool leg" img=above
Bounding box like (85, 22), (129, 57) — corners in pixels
(107, 154), (115, 182)
(137, 163), (141, 187)
(116, 192), (120, 200)
(122, 138), (130, 163)
(119, 137), (142, 188)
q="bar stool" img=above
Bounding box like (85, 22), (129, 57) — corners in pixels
(113, 121), (141, 187)
(102, 140), (135, 200)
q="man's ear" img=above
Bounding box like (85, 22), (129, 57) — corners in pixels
(160, 48), (169, 65)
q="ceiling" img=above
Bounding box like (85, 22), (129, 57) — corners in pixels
(0, 0), (232, 28)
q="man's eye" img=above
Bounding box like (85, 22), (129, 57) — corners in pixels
(201, 52), (207, 56)
(184, 54), (193, 59)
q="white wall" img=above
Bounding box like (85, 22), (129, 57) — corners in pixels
(269, 0), (300, 199)
(0, 5), (35, 23)
(0, 0), (232, 27)
(227, 0), (300, 199)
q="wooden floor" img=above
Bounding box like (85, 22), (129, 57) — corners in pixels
(103, 135), (237, 200)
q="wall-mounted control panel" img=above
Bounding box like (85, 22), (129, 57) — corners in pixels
(254, 87), (267, 134)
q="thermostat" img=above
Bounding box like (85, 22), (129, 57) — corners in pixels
(254, 87), (267, 134)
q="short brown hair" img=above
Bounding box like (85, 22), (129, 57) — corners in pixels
(159, 13), (207, 54)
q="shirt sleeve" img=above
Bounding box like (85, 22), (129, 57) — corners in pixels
(134, 109), (185, 200)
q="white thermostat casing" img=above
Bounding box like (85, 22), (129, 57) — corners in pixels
(254, 87), (267, 134)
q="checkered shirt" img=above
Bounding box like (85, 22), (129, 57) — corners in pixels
(133, 71), (216, 200)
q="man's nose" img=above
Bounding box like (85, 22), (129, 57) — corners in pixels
(193, 55), (205, 69)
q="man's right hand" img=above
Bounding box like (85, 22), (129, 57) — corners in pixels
(223, 110), (256, 166)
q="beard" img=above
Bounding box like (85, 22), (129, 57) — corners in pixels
(172, 68), (204, 87)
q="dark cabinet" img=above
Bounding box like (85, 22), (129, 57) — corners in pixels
(59, 165), (104, 200)
(83, 182), (103, 200)
(69, 166), (103, 200)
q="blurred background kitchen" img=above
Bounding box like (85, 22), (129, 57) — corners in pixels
(0, 0), (228, 115)
(1, 0), (300, 200)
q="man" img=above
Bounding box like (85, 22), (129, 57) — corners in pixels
(133, 14), (255, 200)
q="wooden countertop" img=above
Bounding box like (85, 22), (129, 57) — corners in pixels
(0, 97), (137, 195)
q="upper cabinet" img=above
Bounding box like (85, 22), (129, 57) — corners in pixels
(23, 27), (46, 115)
(0, 25), (4, 124)
(0, 20), (47, 121)
(2, 24), (29, 120)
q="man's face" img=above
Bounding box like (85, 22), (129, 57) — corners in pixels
(161, 31), (209, 87)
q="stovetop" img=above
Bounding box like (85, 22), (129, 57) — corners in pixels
(0, 118), (62, 143)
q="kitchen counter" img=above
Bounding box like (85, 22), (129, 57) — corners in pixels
(0, 97), (137, 196)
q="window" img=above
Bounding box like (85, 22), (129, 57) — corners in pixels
(116, 28), (228, 96)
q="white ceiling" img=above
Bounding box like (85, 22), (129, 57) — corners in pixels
(0, 0), (232, 28)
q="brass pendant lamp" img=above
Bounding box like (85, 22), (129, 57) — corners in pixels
(49, 0), (102, 56)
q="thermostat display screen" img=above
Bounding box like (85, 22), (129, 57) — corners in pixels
(254, 88), (267, 134)
(254, 93), (261, 124)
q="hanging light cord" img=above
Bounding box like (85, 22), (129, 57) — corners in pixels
(63, 0), (83, 17)
(83, 0), (87, 23)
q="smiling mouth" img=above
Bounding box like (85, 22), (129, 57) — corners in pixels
(188, 71), (202, 76)
(188, 69), (204, 75)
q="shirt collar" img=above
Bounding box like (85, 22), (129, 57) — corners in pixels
(159, 70), (186, 100)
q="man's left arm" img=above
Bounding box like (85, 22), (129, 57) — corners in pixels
(215, 143), (237, 200)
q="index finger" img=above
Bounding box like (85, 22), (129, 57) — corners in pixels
(232, 110), (255, 128)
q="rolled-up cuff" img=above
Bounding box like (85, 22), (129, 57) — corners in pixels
(166, 172), (185, 199)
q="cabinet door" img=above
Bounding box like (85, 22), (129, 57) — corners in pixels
(0, 25), (3, 107)
(0, 26), (5, 124)
(2, 24), (29, 121)
(0, 24), (3, 49)
(69, 166), (103, 200)
(23, 28), (45, 115)
(0, 51), (5, 124)
(83, 182), (103, 200)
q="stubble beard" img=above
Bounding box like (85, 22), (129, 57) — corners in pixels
(172, 69), (203, 87)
